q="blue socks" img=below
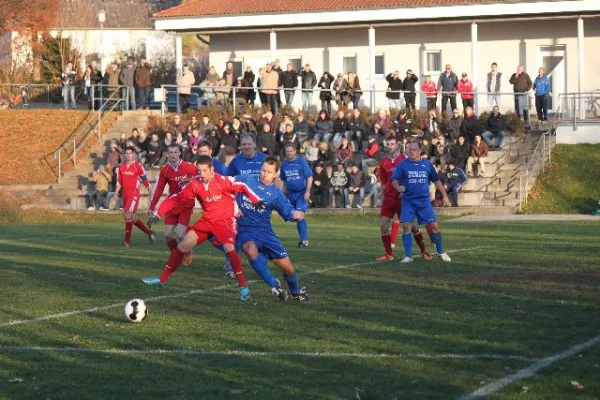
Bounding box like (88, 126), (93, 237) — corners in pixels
(284, 273), (300, 295)
(431, 232), (444, 254)
(249, 253), (277, 288)
(402, 233), (413, 258)
(297, 219), (308, 242)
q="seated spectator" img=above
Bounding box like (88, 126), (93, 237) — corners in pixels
(375, 109), (391, 133)
(421, 138), (433, 160)
(184, 144), (199, 162)
(362, 135), (380, 172)
(444, 161), (468, 207)
(482, 106), (507, 149)
(348, 108), (366, 151)
(345, 162), (366, 208)
(303, 138), (320, 170)
(280, 124), (299, 156)
(241, 113), (258, 135)
(460, 106), (484, 143)
(207, 129), (221, 156)
(467, 135), (489, 177)
(170, 115), (187, 136)
(394, 110), (412, 141)
(333, 73), (351, 107)
(294, 112), (310, 148)
(232, 76), (249, 109)
(188, 115), (200, 133)
(447, 109), (463, 143)
(332, 110), (349, 149)
(317, 141), (335, 168)
(330, 163), (349, 208)
(117, 133), (128, 152)
(218, 124), (238, 161)
(310, 162), (330, 208)
(199, 114), (215, 137)
(449, 135), (470, 171)
(432, 134), (450, 169)
(369, 122), (386, 145)
(188, 128), (202, 150)
(126, 139), (141, 156)
(362, 167), (381, 208)
(136, 130), (149, 165)
(87, 165), (111, 210)
(176, 132), (187, 152)
(146, 133), (163, 168)
(158, 132), (175, 165)
(423, 109), (441, 140)
(259, 111), (277, 134)
(258, 124), (277, 156)
(199, 80), (216, 106)
(230, 116), (243, 136)
(336, 137), (354, 168)
(129, 128), (139, 143)
(314, 110), (333, 143)
(279, 114), (294, 136)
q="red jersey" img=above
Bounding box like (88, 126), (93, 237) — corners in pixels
(148, 160), (197, 212)
(156, 173), (261, 222)
(379, 152), (405, 199)
(117, 161), (149, 196)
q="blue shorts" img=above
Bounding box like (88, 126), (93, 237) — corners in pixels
(236, 229), (288, 260)
(287, 191), (307, 212)
(400, 198), (437, 225)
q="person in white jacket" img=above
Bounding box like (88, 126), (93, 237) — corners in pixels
(176, 64), (196, 112)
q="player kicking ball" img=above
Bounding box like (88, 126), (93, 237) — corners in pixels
(114, 146), (155, 247)
(142, 156), (265, 302)
(236, 156), (308, 301)
(391, 140), (452, 263)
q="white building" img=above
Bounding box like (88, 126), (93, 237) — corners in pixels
(154, 0), (600, 114)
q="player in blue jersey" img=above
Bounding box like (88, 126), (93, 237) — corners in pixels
(280, 143), (313, 248)
(197, 140), (226, 175)
(226, 133), (266, 177)
(391, 140), (452, 263)
(235, 156), (308, 301)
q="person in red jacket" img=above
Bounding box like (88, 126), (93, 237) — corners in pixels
(142, 155), (265, 302)
(457, 73), (474, 111)
(361, 135), (380, 173)
(421, 75), (438, 111)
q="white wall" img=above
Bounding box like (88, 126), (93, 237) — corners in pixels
(556, 123), (600, 144)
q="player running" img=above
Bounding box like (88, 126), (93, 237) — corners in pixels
(236, 156), (309, 301)
(280, 143), (313, 248)
(226, 133), (266, 177)
(114, 146), (155, 247)
(376, 136), (431, 261)
(142, 155), (265, 302)
(147, 144), (197, 256)
(391, 140), (452, 263)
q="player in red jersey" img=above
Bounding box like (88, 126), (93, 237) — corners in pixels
(114, 147), (155, 247)
(376, 136), (431, 261)
(148, 144), (198, 255)
(141, 155), (265, 302)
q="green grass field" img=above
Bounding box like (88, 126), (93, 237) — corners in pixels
(1, 215), (599, 399)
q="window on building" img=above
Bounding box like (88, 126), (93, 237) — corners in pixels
(288, 57), (302, 72)
(342, 56), (357, 75)
(375, 54), (384, 76)
(227, 60), (243, 79)
(425, 50), (442, 74)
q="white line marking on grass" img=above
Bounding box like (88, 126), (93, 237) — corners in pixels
(458, 334), (600, 399)
(0, 233), (109, 243)
(0, 345), (541, 362)
(0, 245), (488, 329)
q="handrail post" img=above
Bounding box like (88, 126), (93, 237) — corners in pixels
(47, 84), (50, 103)
(73, 137), (76, 165)
(232, 86), (237, 115)
(125, 86), (129, 111)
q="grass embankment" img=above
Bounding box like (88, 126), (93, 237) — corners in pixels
(523, 144), (600, 214)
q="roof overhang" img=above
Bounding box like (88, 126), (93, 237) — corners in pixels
(154, 0), (600, 33)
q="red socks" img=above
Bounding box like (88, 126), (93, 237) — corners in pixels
(390, 220), (400, 246)
(124, 219), (133, 244)
(425, 224), (434, 244)
(413, 230), (427, 254)
(226, 250), (247, 287)
(159, 248), (185, 282)
(381, 232), (393, 256)
(166, 238), (178, 251)
(134, 219), (152, 235)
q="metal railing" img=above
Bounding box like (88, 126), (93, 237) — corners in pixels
(557, 91), (600, 130)
(0, 83), (62, 106)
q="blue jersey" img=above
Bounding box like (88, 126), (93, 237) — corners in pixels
(226, 152), (266, 177)
(235, 174), (296, 232)
(280, 157), (313, 193)
(212, 157), (226, 175)
(391, 158), (439, 200)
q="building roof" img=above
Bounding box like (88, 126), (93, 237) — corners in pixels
(154, 0), (507, 18)
(57, 0), (181, 29)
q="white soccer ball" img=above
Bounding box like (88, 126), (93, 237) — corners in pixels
(124, 299), (148, 323)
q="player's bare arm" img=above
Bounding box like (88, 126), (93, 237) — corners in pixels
(434, 181), (452, 207)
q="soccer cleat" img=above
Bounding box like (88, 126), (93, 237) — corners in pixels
(421, 252), (432, 261)
(223, 260), (235, 278)
(400, 256), (414, 263)
(240, 286), (251, 302)
(141, 275), (164, 288)
(123, 242), (131, 248)
(182, 250), (193, 266)
(390, 243), (396, 248)
(298, 241), (309, 248)
(148, 231), (156, 244)
(271, 279), (289, 302)
(439, 252), (452, 262)
(376, 254), (394, 262)
(290, 287), (308, 301)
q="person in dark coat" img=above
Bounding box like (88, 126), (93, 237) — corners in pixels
(318, 72), (335, 115)
(310, 162), (330, 208)
(402, 69), (419, 113)
(243, 66), (256, 105)
(450, 135), (471, 171)
(460, 107), (484, 143)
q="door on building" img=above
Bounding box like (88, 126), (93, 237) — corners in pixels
(536, 45), (566, 114)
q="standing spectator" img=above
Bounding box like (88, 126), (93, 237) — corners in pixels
(487, 62), (502, 109)
(438, 64), (459, 115)
(314, 110), (333, 143)
(457, 73), (474, 111)
(272, 59), (284, 108)
(104, 62), (121, 105)
(134, 58), (152, 110)
(402, 69), (418, 113)
(483, 106), (507, 148)
(257, 67), (266, 106)
(345, 162), (366, 208)
(385, 71), (403, 110)
(304, 138), (320, 170)
(422, 74), (437, 111)
(444, 162), (468, 207)
(333, 73), (351, 108)
(394, 110), (412, 142)
(300, 64), (317, 114)
(119, 58), (136, 110)
(347, 72), (362, 109)
(460, 106), (484, 143)
(533, 67), (550, 123)
(294, 112), (310, 147)
(223, 62), (234, 87)
(336, 137), (353, 168)
(310, 162), (329, 208)
(332, 110), (349, 149)
(509, 65), (533, 123)
(423, 109), (440, 140)
(362, 135), (380, 172)
(432, 134), (450, 169)
(61, 61), (77, 109)
(450, 135), (470, 171)
(244, 66), (256, 105)
(281, 63), (299, 106)
(260, 63), (280, 114)
(176, 64), (195, 113)
(205, 65), (220, 84)
(215, 78), (230, 110)
(90, 60), (103, 110)
(330, 163), (349, 208)
(83, 65), (93, 110)
(447, 109), (463, 143)
(232, 76), (249, 110)
(199, 80), (216, 107)
(348, 108), (366, 151)
(317, 141), (335, 168)
(467, 135), (489, 177)
(146, 133), (163, 168)
(258, 124), (277, 156)
(318, 71), (335, 115)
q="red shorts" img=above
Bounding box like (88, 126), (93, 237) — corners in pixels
(123, 194), (140, 213)
(380, 196), (401, 219)
(187, 217), (237, 246)
(164, 204), (194, 227)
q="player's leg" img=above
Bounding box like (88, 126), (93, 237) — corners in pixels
(411, 224), (432, 260)
(174, 223), (195, 266)
(129, 196), (155, 242)
(222, 242), (250, 301)
(241, 240), (287, 301)
(416, 203), (451, 262)
(122, 203), (134, 247)
(377, 214), (394, 261)
(163, 218), (179, 251)
(390, 219), (401, 248)
(294, 193), (309, 248)
(271, 257), (307, 301)
(400, 199), (417, 262)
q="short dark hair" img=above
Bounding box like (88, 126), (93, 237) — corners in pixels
(195, 155), (213, 167)
(492, 62), (498, 66)
(284, 142), (296, 151)
(240, 133), (257, 144)
(124, 146), (136, 153)
(167, 144), (181, 152)
(386, 135), (398, 143)
(263, 156), (281, 171)
(197, 140), (212, 150)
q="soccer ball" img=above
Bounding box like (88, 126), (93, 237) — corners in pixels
(124, 299), (148, 323)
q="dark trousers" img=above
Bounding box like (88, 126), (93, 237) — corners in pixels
(535, 95), (548, 121)
(462, 99), (474, 110)
(265, 93), (278, 114)
(321, 100), (331, 115)
(138, 87), (151, 109)
(404, 93), (416, 111)
(259, 91), (267, 107)
(441, 95), (457, 114)
(179, 94), (190, 112)
(446, 184), (462, 207)
(311, 187), (329, 208)
(426, 97), (437, 111)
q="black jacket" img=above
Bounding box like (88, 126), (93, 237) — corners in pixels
(312, 169), (330, 189)
(281, 70), (299, 89)
(402, 75), (419, 93)
(487, 113), (507, 133)
(318, 73), (335, 101)
(332, 117), (348, 133)
(300, 69), (317, 89)
(385, 74), (403, 99)
(460, 116), (484, 143)
(294, 119), (309, 133)
(348, 115), (366, 133)
(220, 133), (238, 149)
(258, 132), (277, 156)
(450, 142), (470, 167)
